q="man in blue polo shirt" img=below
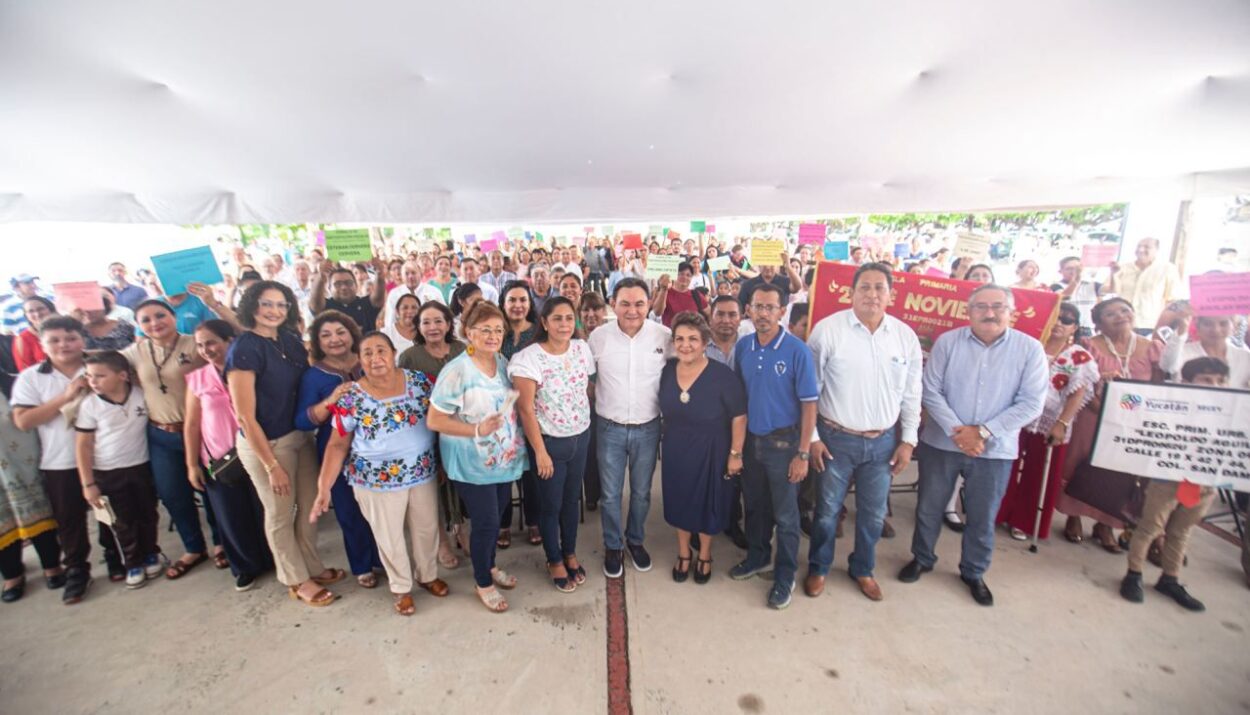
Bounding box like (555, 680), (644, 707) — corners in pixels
(730, 282), (819, 610)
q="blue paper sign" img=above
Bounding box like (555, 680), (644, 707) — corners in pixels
(150, 245), (224, 295)
(823, 240), (850, 261)
(893, 242), (909, 257)
(464, 234), (477, 244)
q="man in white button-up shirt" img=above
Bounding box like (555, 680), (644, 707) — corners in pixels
(587, 278), (672, 578)
(804, 262), (922, 602)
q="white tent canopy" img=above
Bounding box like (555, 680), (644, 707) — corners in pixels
(4, 1), (1249, 225)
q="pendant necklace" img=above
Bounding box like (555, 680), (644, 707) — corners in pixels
(148, 339), (177, 394)
(1104, 332), (1137, 379)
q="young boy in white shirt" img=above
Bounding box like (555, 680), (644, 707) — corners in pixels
(76, 351), (166, 589)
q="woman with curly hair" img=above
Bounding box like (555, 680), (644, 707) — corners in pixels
(227, 281), (344, 607)
(294, 310), (382, 588)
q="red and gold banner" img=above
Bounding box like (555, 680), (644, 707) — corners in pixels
(809, 262), (1060, 352)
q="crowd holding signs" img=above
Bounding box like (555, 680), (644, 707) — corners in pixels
(1, 216), (1247, 617)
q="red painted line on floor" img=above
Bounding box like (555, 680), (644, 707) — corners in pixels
(605, 574), (633, 715)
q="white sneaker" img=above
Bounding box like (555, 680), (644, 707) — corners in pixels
(143, 553), (169, 580)
(125, 568), (147, 589)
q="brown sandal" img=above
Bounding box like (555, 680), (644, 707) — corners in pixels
(527, 526), (543, 546)
(1092, 524), (1123, 554)
(312, 568), (347, 586)
(418, 578), (450, 597)
(212, 551), (229, 570)
(1063, 516), (1084, 544)
(357, 572), (378, 589)
(394, 593), (415, 616)
(496, 530), (512, 549)
(165, 553), (207, 580)
(288, 585), (336, 607)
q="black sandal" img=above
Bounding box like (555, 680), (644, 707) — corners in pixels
(693, 558), (713, 585)
(549, 563), (576, 593)
(563, 557), (587, 585)
(672, 555), (691, 583)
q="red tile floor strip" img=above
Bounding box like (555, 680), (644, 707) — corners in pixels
(605, 574), (633, 714)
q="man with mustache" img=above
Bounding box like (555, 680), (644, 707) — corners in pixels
(805, 263), (922, 602)
(898, 284), (1047, 606)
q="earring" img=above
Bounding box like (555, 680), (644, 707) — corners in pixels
(466, 343), (476, 356)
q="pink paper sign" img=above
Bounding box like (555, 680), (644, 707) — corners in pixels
(480, 238), (501, 253)
(1081, 243), (1119, 268)
(315, 230), (326, 246)
(1189, 272), (1250, 316)
(925, 267), (949, 277)
(705, 224), (715, 234)
(798, 223), (826, 245)
(53, 282), (105, 312)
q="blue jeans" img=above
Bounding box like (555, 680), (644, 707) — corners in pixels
(536, 429), (591, 565)
(742, 427), (802, 586)
(455, 481), (512, 588)
(910, 442), (1013, 580)
(596, 418), (660, 550)
(330, 472), (382, 576)
(148, 425), (218, 555)
(808, 425), (896, 578)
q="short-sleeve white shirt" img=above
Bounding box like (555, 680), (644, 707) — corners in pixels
(587, 320), (671, 424)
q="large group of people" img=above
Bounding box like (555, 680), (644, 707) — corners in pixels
(0, 232), (1246, 619)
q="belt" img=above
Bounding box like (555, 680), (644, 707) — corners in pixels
(819, 416), (888, 439)
(149, 420), (185, 433)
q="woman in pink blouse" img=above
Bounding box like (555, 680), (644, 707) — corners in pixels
(184, 320), (273, 592)
(1056, 298), (1161, 552)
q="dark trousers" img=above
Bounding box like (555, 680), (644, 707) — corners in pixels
(96, 463), (161, 570)
(456, 481), (512, 588)
(500, 460), (540, 530)
(583, 414), (602, 506)
(202, 470), (274, 578)
(0, 530), (61, 579)
(329, 472), (382, 576)
(536, 430), (591, 565)
(148, 426), (220, 554)
(742, 427), (802, 586)
(41, 468), (90, 571)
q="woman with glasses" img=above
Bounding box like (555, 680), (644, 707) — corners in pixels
(228, 281), (344, 607)
(426, 302), (527, 613)
(995, 303), (1099, 540)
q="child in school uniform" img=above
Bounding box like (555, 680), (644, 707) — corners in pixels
(75, 351), (166, 589)
(1120, 356), (1231, 612)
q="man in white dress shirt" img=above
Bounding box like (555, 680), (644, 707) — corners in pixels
(457, 257), (498, 304)
(805, 262), (922, 602)
(382, 260), (423, 327)
(587, 277), (672, 578)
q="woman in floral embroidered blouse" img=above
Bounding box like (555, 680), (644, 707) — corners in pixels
(509, 297), (595, 593)
(310, 332), (447, 617)
(996, 302), (1100, 541)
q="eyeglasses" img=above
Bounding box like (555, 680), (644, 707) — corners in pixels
(331, 280), (355, 287)
(473, 327), (505, 337)
(750, 304), (781, 313)
(1057, 316), (1078, 326)
(259, 300), (290, 311)
(969, 302), (1009, 313)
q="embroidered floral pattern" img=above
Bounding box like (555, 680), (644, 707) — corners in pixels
(334, 370), (437, 491)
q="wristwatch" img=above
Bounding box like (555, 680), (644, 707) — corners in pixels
(795, 451), (810, 461)
(977, 425), (992, 441)
(729, 450), (743, 459)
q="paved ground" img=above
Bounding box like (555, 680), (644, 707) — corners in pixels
(1, 463), (1247, 714)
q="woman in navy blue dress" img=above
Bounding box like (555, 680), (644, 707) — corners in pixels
(659, 312), (747, 584)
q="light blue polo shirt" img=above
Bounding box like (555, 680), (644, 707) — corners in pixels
(734, 327), (819, 436)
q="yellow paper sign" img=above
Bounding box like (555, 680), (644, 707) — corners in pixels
(750, 240), (785, 267)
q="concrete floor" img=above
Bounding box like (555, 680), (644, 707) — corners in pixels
(1, 463), (1247, 714)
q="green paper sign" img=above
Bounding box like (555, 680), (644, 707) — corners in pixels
(645, 254), (683, 280)
(690, 220), (706, 233)
(508, 227), (524, 239)
(323, 229), (373, 262)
